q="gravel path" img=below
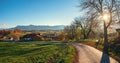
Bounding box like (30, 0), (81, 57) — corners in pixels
(72, 43), (119, 63)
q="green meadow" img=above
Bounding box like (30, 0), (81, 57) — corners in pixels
(0, 42), (75, 63)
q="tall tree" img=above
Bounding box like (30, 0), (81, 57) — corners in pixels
(64, 24), (76, 40)
(74, 13), (98, 39)
(64, 26), (73, 40)
(79, 0), (120, 54)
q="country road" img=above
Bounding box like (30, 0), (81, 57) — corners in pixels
(72, 43), (119, 63)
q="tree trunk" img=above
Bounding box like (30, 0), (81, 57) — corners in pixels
(83, 34), (88, 39)
(103, 22), (109, 54)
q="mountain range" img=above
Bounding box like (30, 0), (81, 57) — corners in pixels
(9, 25), (65, 30)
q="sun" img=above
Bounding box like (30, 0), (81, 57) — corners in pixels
(102, 13), (110, 23)
(103, 14), (109, 20)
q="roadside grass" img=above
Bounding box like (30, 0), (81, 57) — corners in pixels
(67, 39), (96, 43)
(0, 42), (75, 63)
(109, 43), (120, 62)
(19, 40), (67, 43)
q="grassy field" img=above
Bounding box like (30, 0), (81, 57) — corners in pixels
(0, 42), (75, 63)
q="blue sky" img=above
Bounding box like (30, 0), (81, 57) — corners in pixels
(0, 0), (81, 28)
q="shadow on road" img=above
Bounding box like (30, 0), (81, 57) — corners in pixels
(100, 52), (110, 63)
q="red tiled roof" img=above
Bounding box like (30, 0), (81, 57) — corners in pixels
(22, 33), (41, 39)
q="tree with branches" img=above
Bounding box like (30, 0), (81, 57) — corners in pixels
(74, 13), (99, 39)
(79, 0), (120, 54)
(64, 13), (99, 40)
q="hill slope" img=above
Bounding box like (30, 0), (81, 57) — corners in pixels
(10, 25), (65, 30)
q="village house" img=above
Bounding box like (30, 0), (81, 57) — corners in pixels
(21, 32), (65, 41)
(42, 32), (60, 40)
(0, 36), (14, 41)
(21, 33), (42, 41)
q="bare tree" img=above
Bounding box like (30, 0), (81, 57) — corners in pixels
(74, 13), (99, 39)
(64, 13), (98, 40)
(64, 24), (77, 40)
(79, 0), (120, 54)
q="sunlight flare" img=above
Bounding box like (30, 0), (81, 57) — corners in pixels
(102, 13), (110, 23)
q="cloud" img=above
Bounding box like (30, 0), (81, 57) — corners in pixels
(0, 23), (8, 29)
